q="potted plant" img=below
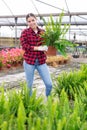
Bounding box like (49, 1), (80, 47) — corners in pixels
(41, 12), (73, 56)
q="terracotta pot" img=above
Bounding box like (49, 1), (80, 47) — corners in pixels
(46, 46), (57, 56)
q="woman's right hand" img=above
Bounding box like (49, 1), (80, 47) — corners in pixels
(38, 45), (48, 51)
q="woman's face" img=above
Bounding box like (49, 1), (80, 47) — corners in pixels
(27, 16), (37, 30)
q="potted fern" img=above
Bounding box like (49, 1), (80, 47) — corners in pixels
(41, 12), (72, 56)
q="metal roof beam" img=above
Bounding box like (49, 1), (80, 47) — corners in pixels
(0, 21), (87, 26)
(0, 12), (87, 18)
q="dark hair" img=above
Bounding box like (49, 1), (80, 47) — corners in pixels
(26, 13), (36, 20)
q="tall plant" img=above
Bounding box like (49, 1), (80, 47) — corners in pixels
(41, 12), (73, 55)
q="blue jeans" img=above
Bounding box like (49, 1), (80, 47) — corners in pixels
(23, 60), (52, 96)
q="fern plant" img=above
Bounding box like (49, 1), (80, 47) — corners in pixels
(41, 12), (73, 55)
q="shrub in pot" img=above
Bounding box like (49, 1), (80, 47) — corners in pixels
(41, 11), (73, 56)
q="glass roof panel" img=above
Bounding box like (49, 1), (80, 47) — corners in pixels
(0, 0), (87, 41)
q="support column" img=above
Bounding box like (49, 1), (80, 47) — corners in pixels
(69, 15), (71, 40)
(14, 17), (18, 46)
(0, 26), (1, 47)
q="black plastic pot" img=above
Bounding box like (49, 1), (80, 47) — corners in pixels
(72, 54), (79, 58)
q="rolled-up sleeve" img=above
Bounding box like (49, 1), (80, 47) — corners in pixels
(20, 30), (34, 51)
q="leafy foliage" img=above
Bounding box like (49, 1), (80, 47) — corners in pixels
(41, 12), (73, 55)
(0, 65), (87, 129)
(53, 64), (87, 100)
(0, 48), (24, 69)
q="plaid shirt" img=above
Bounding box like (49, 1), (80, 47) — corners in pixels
(20, 27), (47, 65)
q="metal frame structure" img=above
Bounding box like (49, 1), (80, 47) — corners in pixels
(0, 12), (87, 26)
(0, 12), (87, 45)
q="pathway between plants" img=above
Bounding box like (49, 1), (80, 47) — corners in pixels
(0, 57), (87, 96)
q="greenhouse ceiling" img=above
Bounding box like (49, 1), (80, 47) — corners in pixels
(0, 0), (87, 41)
(0, 0), (87, 15)
(0, 0), (87, 25)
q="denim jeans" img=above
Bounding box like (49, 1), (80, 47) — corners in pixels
(23, 59), (52, 96)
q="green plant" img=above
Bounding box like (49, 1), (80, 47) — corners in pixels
(41, 11), (73, 55)
(0, 62), (3, 69)
(0, 53), (4, 68)
(53, 64), (87, 100)
(0, 83), (87, 129)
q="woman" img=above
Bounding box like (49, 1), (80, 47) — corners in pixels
(20, 13), (52, 97)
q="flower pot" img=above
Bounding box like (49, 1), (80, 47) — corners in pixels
(72, 54), (79, 58)
(46, 46), (57, 56)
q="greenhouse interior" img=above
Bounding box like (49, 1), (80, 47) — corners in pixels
(0, 0), (87, 129)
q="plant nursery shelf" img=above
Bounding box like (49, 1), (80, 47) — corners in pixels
(46, 55), (71, 67)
